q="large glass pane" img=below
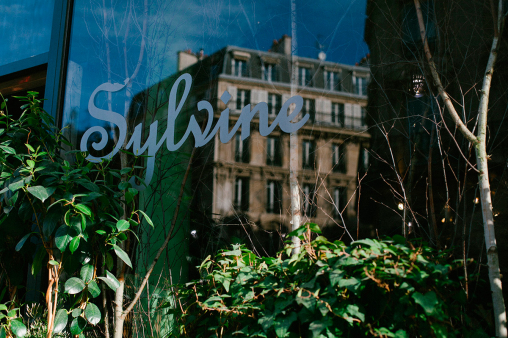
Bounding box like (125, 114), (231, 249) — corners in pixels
(61, 1), (369, 334)
(0, 1), (54, 66)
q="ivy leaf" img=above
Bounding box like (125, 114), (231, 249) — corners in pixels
(65, 277), (85, 294)
(309, 317), (332, 338)
(74, 204), (92, 217)
(274, 312), (297, 338)
(43, 206), (62, 238)
(98, 270), (120, 291)
(55, 225), (71, 252)
(80, 264), (94, 283)
(31, 246), (47, 276)
(49, 260), (59, 266)
(70, 317), (87, 335)
(137, 210), (153, 228)
(0, 327), (6, 338)
(10, 318), (27, 338)
(26, 186), (56, 202)
(116, 220), (129, 232)
(72, 309), (82, 318)
(412, 291), (439, 316)
(8, 179), (25, 192)
(113, 244), (132, 268)
(87, 280), (101, 298)
(105, 253), (114, 271)
(15, 233), (31, 252)
(53, 309), (68, 334)
(69, 237), (80, 254)
(84, 303), (101, 325)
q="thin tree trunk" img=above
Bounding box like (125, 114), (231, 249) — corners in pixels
(289, 0), (301, 254)
(414, 0), (507, 335)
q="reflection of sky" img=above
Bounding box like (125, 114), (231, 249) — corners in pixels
(64, 0), (369, 136)
(0, 2), (54, 66)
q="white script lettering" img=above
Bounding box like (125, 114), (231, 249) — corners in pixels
(81, 73), (309, 190)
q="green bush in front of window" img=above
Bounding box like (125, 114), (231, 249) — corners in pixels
(170, 223), (490, 338)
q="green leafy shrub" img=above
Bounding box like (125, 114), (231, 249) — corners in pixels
(173, 224), (488, 338)
(0, 93), (151, 336)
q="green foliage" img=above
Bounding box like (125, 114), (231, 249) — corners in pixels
(0, 93), (154, 335)
(173, 224), (488, 338)
(0, 305), (27, 338)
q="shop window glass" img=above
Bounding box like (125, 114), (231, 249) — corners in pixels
(0, 1), (54, 66)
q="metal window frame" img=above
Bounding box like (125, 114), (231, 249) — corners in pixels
(45, 0), (74, 125)
(0, 0), (73, 124)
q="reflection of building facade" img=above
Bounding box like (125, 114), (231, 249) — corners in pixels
(180, 36), (370, 244)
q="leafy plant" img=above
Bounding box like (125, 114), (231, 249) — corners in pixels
(0, 303), (27, 338)
(173, 223), (489, 338)
(0, 92), (152, 337)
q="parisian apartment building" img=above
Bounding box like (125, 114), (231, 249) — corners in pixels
(174, 35), (371, 244)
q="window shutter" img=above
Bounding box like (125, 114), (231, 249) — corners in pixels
(315, 99), (324, 123)
(227, 86), (237, 110)
(250, 89), (260, 105)
(345, 103), (353, 128)
(258, 90), (268, 105)
(353, 104), (362, 128)
(323, 99), (332, 123)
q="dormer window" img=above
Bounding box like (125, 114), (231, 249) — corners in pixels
(232, 59), (248, 77)
(325, 70), (341, 91)
(231, 51), (250, 77)
(298, 66), (312, 87)
(262, 63), (277, 82)
(353, 75), (368, 96)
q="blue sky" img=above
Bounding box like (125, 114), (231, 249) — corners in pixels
(63, 0), (369, 137)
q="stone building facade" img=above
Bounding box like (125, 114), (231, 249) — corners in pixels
(179, 36), (371, 246)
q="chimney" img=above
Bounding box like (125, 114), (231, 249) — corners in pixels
(177, 50), (198, 71)
(270, 35), (292, 55)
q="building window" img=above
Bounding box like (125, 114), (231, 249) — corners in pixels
(325, 71), (341, 91)
(331, 102), (344, 126)
(268, 93), (282, 117)
(302, 98), (316, 123)
(354, 76), (368, 96)
(262, 63), (277, 82)
(302, 140), (315, 169)
(332, 143), (347, 173)
(302, 184), (317, 217)
(266, 180), (282, 214)
(235, 134), (250, 163)
(234, 177), (250, 212)
(344, 105), (366, 130)
(266, 136), (282, 166)
(359, 147), (369, 172)
(333, 187), (347, 219)
(298, 67), (312, 87)
(232, 58), (248, 77)
(402, 0), (436, 44)
(236, 89), (251, 110)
